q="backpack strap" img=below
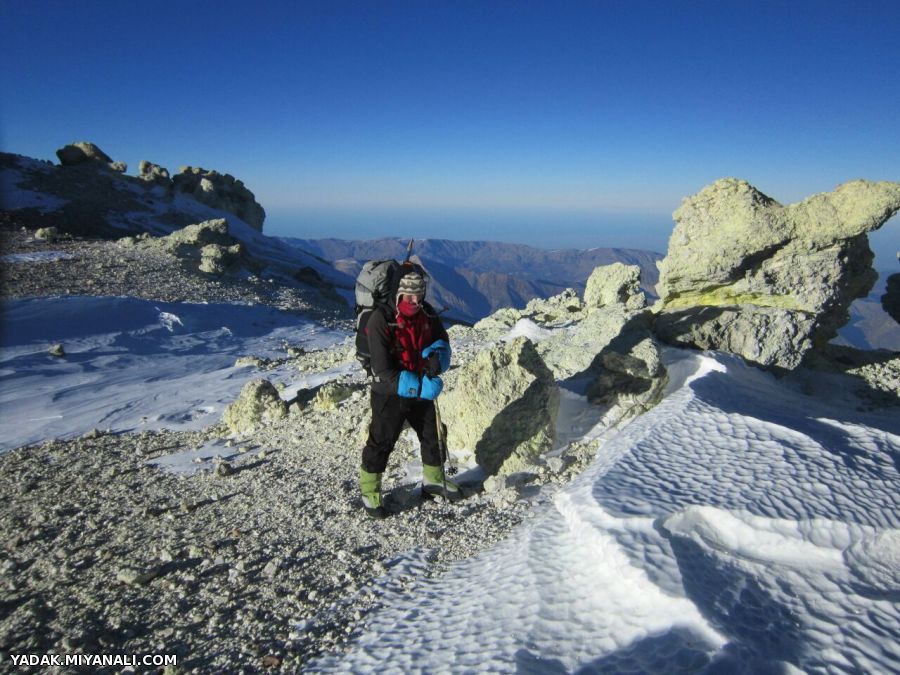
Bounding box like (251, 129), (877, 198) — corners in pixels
(359, 303), (399, 380)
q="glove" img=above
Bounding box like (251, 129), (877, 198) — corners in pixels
(422, 340), (451, 375)
(420, 374), (443, 400)
(398, 370), (421, 398)
(424, 352), (442, 378)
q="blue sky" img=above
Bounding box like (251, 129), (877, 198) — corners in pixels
(2, 1), (899, 262)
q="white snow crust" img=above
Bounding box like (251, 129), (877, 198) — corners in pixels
(0, 162), (68, 212)
(1, 251), (74, 264)
(0, 296), (346, 451)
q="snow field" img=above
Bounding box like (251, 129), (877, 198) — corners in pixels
(315, 350), (900, 673)
(0, 296), (347, 452)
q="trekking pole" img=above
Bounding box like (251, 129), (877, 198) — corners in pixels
(433, 397), (449, 496)
(404, 238), (414, 263)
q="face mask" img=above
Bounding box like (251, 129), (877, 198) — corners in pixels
(398, 299), (421, 317)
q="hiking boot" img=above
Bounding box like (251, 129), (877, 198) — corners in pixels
(422, 464), (463, 502)
(359, 467), (387, 519)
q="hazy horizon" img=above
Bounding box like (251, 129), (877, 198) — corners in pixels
(266, 207), (900, 274)
(264, 206), (673, 254)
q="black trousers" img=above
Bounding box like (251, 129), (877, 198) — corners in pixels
(361, 390), (443, 474)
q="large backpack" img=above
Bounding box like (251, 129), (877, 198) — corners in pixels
(354, 259), (426, 375)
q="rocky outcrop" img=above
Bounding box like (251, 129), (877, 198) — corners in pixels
(173, 167), (266, 232)
(584, 262), (646, 310)
(473, 288), (586, 334)
(471, 277), (668, 423)
(538, 306), (636, 379)
(655, 178), (900, 370)
(199, 242), (242, 275)
(56, 141), (112, 166)
(655, 305), (816, 370)
(124, 218), (245, 276)
(582, 313), (667, 416)
(34, 227), (60, 241)
(138, 160), (171, 186)
(221, 379), (288, 435)
(56, 142), (125, 172)
(439, 337), (559, 476)
(537, 305), (668, 419)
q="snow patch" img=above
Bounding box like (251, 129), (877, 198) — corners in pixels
(1, 251), (74, 264)
(502, 318), (556, 343)
(0, 166), (68, 212)
(0, 296), (347, 451)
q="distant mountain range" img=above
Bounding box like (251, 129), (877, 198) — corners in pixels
(281, 237), (663, 324)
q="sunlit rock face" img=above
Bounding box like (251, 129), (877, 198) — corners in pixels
(584, 262), (646, 311)
(173, 166), (266, 232)
(440, 336), (559, 476)
(655, 178), (900, 370)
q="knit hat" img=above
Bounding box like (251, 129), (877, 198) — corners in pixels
(396, 271), (426, 302)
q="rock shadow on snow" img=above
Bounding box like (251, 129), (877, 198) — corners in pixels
(661, 534), (809, 673)
(514, 625), (718, 674)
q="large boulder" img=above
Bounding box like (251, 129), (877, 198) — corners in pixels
(474, 289), (586, 334)
(138, 160), (172, 186)
(159, 218), (234, 252)
(221, 379), (288, 435)
(655, 178), (900, 369)
(172, 166), (266, 232)
(56, 142), (113, 166)
(521, 288), (586, 325)
(439, 337), (559, 476)
(537, 306), (636, 379)
(584, 262), (646, 310)
(56, 141), (125, 172)
(538, 307), (668, 419)
(655, 305), (816, 371)
(198, 243), (242, 275)
(468, 269), (669, 422)
(587, 334), (667, 415)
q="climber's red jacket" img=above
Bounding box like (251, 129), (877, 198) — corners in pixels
(366, 302), (449, 396)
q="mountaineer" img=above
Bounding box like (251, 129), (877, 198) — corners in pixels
(358, 266), (461, 518)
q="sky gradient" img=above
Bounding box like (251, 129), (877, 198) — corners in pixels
(2, 1), (899, 262)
